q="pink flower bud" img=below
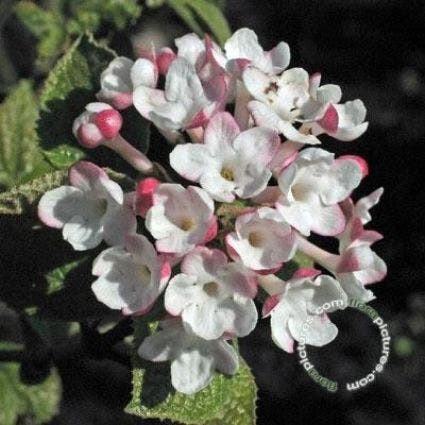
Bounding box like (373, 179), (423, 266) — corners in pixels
(77, 123), (104, 149)
(134, 177), (161, 217)
(94, 109), (123, 139)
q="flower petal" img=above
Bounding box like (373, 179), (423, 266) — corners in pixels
(171, 347), (215, 395)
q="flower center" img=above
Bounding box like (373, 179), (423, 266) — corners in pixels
(94, 198), (108, 215)
(203, 281), (219, 297)
(138, 265), (151, 284)
(264, 81), (279, 95)
(220, 167), (235, 181)
(179, 217), (195, 231)
(291, 183), (308, 201)
(248, 231), (263, 247)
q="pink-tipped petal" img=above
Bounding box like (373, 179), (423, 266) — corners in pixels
(201, 215), (218, 244)
(292, 268), (321, 279)
(262, 294), (281, 318)
(111, 92), (133, 110)
(68, 161), (108, 191)
(318, 104), (339, 133)
(339, 155), (369, 177)
(157, 47), (176, 75)
(77, 123), (104, 148)
(134, 177), (161, 217)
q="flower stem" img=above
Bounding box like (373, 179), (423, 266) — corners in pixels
(104, 134), (153, 173)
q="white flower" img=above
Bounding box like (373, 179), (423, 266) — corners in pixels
(138, 318), (239, 395)
(170, 112), (280, 202)
(300, 73), (369, 142)
(145, 183), (216, 255)
(261, 269), (347, 353)
(225, 207), (296, 272)
(243, 66), (321, 145)
(133, 57), (217, 138)
(165, 246), (258, 340)
(96, 57), (158, 109)
(224, 28), (290, 75)
(336, 189), (387, 302)
(175, 33), (227, 72)
(275, 148), (362, 236)
(38, 161), (136, 251)
(175, 34), (230, 110)
(91, 233), (171, 315)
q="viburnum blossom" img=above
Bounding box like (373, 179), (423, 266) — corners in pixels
(138, 318), (238, 394)
(260, 269), (347, 352)
(300, 73), (369, 141)
(91, 234), (171, 315)
(38, 161), (136, 250)
(165, 246), (258, 339)
(275, 148), (363, 236)
(133, 57), (219, 141)
(224, 28), (290, 76)
(170, 112), (280, 202)
(37, 27), (387, 396)
(145, 183), (217, 255)
(225, 207), (296, 272)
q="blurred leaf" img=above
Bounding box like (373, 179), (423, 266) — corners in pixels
(145, 0), (166, 8)
(66, 0), (142, 34)
(167, 0), (231, 46)
(45, 259), (87, 295)
(38, 34), (115, 169)
(0, 353), (61, 425)
(15, 1), (67, 70)
(0, 81), (49, 190)
(126, 319), (257, 424)
(0, 170), (66, 215)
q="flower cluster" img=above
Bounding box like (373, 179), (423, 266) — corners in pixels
(38, 28), (386, 394)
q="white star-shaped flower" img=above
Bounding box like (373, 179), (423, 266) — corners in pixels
(275, 148), (362, 236)
(38, 161), (136, 250)
(138, 318), (239, 395)
(145, 183), (217, 255)
(225, 207), (296, 272)
(165, 246), (258, 340)
(91, 234), (171, 315)
(170, 112), (280, 202)
(261, 269), (347, 353)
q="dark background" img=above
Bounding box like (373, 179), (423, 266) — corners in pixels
(1, 0), (425, 424)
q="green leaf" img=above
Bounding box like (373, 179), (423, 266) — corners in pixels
(38, 34), (115, 169)
(0, 169), (66, 215)
(45, 259), (87, 295)
(126, 319), (257, 424)
(15, 1), (67, 70)
(278, 251), (315, 281)
(0, 354), (61, 425)
(67, 0), (142, 34)
(0, 81), (48, 190)
(167, 0), (231, 46)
